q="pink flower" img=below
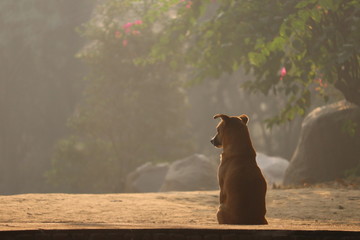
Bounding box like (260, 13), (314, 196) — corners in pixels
(280, 67), (287, 80)
(186, 1), (193, 8)
(122, 22), (133, 29)
(122, 39), (128, 47)
(134, 20), (143, 25)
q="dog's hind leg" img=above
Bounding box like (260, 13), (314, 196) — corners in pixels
(216, 205), (225, 224)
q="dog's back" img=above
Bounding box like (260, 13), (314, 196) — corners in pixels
(217, 156), (267, 224)
(211, 114), (267, 225)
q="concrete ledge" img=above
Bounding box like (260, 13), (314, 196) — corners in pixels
(1, 228), (360, 240)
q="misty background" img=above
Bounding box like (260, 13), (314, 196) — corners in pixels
(1, 0), (357, 194)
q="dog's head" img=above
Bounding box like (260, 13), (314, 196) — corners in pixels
(210, 114), (249, 148)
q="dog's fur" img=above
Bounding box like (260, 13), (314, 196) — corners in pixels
(211, 114), (268, 225)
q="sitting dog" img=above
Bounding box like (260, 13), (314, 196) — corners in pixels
(211, 114), (268, 225)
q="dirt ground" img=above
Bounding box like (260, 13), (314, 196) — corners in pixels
(0, 186), (359, 232)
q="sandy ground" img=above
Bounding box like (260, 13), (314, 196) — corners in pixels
(0, 188), (359, 231)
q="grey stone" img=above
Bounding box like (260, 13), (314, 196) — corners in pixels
(256, 152), (289, 185)
(160, 154), (218, 192)
(284, 100), (360, 185)
(125, 162), (169, 193)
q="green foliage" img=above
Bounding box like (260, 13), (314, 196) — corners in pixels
(344, 162), (360, 178)
(47, 0), (193, 193)
(146, 0), (360, 126)
(341, 119), (358, 137)
(46, 137), (118, 193)
(46, 0), (360, 191)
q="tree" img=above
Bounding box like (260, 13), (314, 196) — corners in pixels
(146, 0), (360, 126)
(47, 0), (193, 193)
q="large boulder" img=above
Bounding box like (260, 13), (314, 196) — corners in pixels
(125, 162), (169, 193)
(256, 153), (289, 185)
(284, 100), (360, 185)
(160, 154), (218, 192)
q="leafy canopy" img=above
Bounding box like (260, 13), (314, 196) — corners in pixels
(145, 0), (360, 126)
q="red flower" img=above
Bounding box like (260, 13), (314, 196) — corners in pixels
(186, 1), (193, 8)
(280, 67), (287, 80)
(123, 22), (133, 29)
(134, 20), (143, 25)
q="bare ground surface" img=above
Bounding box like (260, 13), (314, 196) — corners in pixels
(0, 188), (359, 231)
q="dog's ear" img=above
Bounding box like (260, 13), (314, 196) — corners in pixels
(213, 114), (230, 121)
(238, 114), (249, 125)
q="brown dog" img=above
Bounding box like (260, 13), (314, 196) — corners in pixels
(211, 114), (268, 225)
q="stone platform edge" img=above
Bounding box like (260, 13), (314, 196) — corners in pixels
(1, 228), (360, 240)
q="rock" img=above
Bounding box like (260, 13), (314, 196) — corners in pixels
(125, 162), (169, 193)
(160, 154), (218, 192)
(256, 153), (289, 185)
(284, 100), (360, 185)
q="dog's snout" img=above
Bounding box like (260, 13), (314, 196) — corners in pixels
(211, 136), (221, 147)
